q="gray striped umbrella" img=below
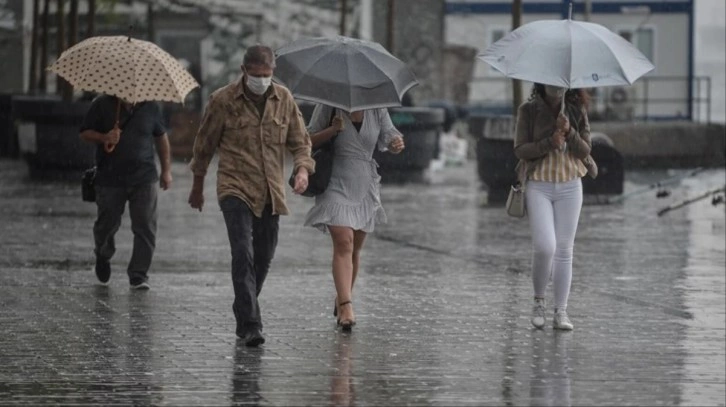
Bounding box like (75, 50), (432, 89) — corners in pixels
(274, 36), (418, 112)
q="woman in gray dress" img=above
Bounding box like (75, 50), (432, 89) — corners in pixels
(304, 103), (405, 331)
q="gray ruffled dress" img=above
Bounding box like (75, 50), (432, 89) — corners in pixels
(304, 104), (401, 233)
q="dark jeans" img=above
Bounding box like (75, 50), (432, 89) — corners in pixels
(220, 196), (279, 333)
(94, 182), (158, 283)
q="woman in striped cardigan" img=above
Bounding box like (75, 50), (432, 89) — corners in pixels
(513, 83), (596, 331)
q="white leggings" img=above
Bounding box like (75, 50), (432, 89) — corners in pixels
(525, 178), (583, 311)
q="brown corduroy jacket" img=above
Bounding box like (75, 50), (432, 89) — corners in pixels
(189, 78), (315, 217)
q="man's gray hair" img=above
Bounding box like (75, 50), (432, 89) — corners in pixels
(243, 45), (276, 69)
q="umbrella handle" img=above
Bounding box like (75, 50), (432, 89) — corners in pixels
(105, 100), (122, 153)
(104, 123), (120, 153)
(104, 141), (116, 153)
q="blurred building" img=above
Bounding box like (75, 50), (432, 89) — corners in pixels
(4, 0), (344, 104)
(0, 0), (24, 93)
(3, 0), (714, 123)
(445, 0), (705, 122)
(694, 0), (725, 124)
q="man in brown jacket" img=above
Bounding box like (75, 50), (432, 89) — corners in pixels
(188, 45), (315, 346)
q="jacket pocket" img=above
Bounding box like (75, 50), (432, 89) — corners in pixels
(223, 117), (246, 138)
(266, 118), (287, 144)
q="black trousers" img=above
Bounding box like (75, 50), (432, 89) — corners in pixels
(220, 196), (279, 334)
(94, 182), (158, 283)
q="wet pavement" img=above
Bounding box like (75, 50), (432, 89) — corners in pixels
(0, 158), (724, 406)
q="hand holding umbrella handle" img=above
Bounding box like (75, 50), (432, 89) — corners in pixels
(104, 141), (116, 153)
(331, 112), (345, 132)
(104, 124), (121, 153)
(105, 100), (122, 153)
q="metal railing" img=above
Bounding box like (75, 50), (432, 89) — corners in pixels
(467, 75), (713, 123)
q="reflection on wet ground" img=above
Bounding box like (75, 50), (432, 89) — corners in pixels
(0, 159), (724, 405)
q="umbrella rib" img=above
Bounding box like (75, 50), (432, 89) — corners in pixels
(507, 35), (551, 82)
(356, 47), (412, 90)
(153, 47), (185, 102)
(283, 48), (334, 91)
(354, 46), (417, 99)
(345, 49), (406, 109)
(132, 42), (140, 103)
(567, 22), (574, 88)
(577, 24), (634, 84)
(345, 49), (354, 109)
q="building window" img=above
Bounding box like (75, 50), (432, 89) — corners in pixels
(618, 27), (655, 62)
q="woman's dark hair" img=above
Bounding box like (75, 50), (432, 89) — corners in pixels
(529, 83), (590, 110)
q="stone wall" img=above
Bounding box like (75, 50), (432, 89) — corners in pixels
(371, 0), (445, 104)
(441, 45), (477, 105)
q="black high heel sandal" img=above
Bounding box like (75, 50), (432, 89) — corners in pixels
(336, 301), (356, 332)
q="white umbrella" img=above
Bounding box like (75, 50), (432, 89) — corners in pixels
(479, 5), (654, 90)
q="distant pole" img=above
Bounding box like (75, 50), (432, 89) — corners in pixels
(512, 0), (523, 115)
(56, 0), (66, 58)
(339, 0), (347, 36)
(29, 0), (40, 92)
(584, 0), (592, 21)
(68, 0), (78, 47)
(386, 0), (395, 52)
(38, 0), (50, 92)
(147, 2), (154, 41)
(56, 0), (67, 96)
(87, 0), (96, 38)
(63, 0), (78, 100)
(359, 0), (372, 40)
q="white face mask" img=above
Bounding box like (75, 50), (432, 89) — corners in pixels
(246, 75), (272, 95)
(544, 85), (566, 98)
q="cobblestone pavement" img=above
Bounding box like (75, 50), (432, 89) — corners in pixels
(0, 158), (724, 406)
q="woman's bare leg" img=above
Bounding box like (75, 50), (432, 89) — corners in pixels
(329, 226), (355, 323)
(351, 230), (367, 291)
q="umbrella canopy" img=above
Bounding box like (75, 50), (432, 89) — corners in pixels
(48, 35), (199, 152)
(479, 18), (654, 89)
(48, 35), (199, 104)
(274, 36), (418, 112)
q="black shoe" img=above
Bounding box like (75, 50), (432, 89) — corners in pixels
(239, 328), (265, 347)
(95, 258), (111, 284)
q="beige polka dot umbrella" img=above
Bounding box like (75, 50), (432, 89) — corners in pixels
(48, 35), (200, 152)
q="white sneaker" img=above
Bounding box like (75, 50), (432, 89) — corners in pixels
(531, 299), (546, 329)
(130, 281), (151, 290)
(553, 309), (574, 330)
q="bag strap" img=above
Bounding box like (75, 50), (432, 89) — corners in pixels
(118, 102), (140, 130)
(328, 107), (336, 126)
(329, 107), (338, 144)
(519, 102), (537, 188)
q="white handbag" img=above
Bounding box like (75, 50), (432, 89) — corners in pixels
(506, 182), (526, 218)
